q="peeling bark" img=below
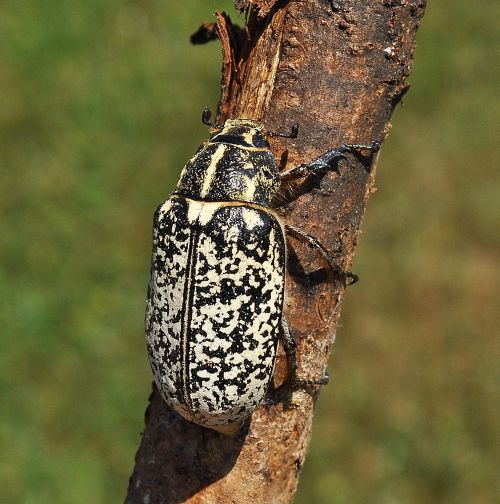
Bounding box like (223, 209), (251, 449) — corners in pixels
(126, 1), (426, 502)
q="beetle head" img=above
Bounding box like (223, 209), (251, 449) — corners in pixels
(209, 119), (269, 150)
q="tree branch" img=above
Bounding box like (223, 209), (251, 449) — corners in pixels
(126, 1), (426, 502)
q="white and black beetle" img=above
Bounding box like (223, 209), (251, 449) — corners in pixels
(145, 109), (379, 434)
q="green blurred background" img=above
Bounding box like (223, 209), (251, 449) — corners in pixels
(1, 1), (498, 502)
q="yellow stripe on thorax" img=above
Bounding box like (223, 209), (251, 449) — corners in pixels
(200, 144), (226, 198)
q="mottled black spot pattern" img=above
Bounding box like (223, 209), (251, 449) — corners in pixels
(187, 205), (284, 425)
(145, 198), (193, 420)
(146, 196), (286, 429)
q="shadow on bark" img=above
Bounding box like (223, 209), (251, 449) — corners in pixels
(126, 387), (248, 504)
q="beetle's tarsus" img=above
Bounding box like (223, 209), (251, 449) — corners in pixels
(280, 140), (381, 183)
(292, 371), (330, 390)
(266, 123), (299, 139)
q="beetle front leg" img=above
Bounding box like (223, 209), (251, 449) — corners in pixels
(285, 224), (358, 285)
(280, 141), (380, 183)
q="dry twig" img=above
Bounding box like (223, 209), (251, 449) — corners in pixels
(126, 1), (426, 502)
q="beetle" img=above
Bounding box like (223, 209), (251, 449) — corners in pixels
(145, 110), (379, 434)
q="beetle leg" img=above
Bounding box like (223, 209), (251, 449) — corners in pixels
(280, 141), (380, 183)
(281, 317), (330, 389)
(285, 224), (358, 285)
(296, 371), (330, 389)
(280, 317), (298, 386)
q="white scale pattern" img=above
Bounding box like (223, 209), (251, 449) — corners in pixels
(145, 196), (286, 429)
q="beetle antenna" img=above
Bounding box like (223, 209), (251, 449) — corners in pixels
(201, 107), (223, 129)
(265, 123), (299, 139)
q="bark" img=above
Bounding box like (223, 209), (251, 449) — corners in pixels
(126, 1), (426, 502)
